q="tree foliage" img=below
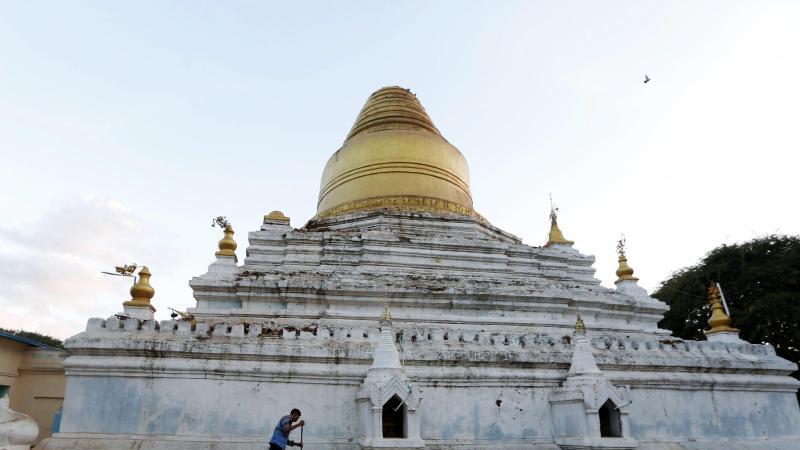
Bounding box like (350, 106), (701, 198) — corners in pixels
(0, 327), (64, 348)
(653, 235), (800, 382)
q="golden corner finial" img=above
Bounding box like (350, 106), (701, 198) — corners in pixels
(575, 312), (586, 333)
(123, 266), (156, 312)
(544, 194), (574, 247)
(213, 216), (238, 262)
(264, 210), (290, 223)
(379, 288), (392, 326)
(615, 235), (639, 283)
(705, 281), (738, 336)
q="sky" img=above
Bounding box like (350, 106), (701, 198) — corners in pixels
(1, 1), (798, 340)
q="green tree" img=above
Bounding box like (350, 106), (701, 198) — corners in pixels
(653, 235), (800, 384)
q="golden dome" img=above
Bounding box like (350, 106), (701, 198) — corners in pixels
(315, 87), (475, 219)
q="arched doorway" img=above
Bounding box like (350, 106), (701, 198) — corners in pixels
(599, 399), (622, 437)
(382, 395), (406, 438)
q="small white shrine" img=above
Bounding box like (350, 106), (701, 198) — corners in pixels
(355, 303), (424, 449)
(549, 315), (636, 449)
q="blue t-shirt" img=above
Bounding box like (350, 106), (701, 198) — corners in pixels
(269, 415), (292, 448)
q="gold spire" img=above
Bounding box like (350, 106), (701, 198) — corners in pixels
(545, 196), (573, 247)
(379, 297), (392, 326)
(215, 226), (238, 262)
(615, 236), (639, 283)
(705, 281), (738, 336)
(575, 313), (586, 333)
(123, 266), (155, 312)
(315, 87), (475, 220)
(344, 86), (441, 142)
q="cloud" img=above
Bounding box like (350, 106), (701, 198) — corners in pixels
(0, 195), (183, 339)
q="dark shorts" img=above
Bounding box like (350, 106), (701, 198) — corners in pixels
(269, 444), (283, 450)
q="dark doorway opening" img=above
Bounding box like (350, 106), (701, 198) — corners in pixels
(599, 399), (622, 437)
(382, 395), (406, 438)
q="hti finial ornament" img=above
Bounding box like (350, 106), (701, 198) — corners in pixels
(545, 193), (573, 247)
(705, 281), (738, 336)
(575, 312), (586, 333)
(102, 263), (138, 283)
(379, 288), (392, 326)
(122, 266), (156, 312)
(212, 216), (237, 262)
(615, 234), (638, 282)
(114, 264), (137, 276)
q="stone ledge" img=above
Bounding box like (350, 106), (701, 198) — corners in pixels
(77, 316), (778, 361)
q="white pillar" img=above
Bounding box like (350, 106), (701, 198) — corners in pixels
(407, 408), (420, 440)
(372, 407), (382, 440)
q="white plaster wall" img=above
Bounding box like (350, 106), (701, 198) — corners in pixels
(61, 375), (360, 442)
(626, 387), (800, 441)
(419, 385), (555, 443)
(55, 372), (800, 449)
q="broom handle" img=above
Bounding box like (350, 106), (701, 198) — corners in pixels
(300, 425), (303, 448)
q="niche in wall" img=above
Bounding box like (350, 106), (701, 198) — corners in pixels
(599, 399), (622, 438)
(382, 394), (406, 438)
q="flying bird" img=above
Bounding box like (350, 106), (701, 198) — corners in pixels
(644, 75), (651, 84)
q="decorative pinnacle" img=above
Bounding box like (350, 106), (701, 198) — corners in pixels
(264, 210), (290, 223)
(122, 266), (156, 312)
(213, 216), (237, 262)
(705, 281), (738, 336)
(544, 194), (574, 247)
(615, 235), (639, 283)
(379, 289), (392, 326)
(575, 313), (586, 333)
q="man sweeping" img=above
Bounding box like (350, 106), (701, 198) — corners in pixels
(269, 408), (304, 450)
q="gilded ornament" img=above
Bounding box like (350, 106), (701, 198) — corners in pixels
(122, 266), (156, 312)
(264, 210), (290, 222)
(114, 263), (137, 276)
(615, 236), (639, 282)
(704, 281), (739, 336)
(379, 289), (392, 326)
(213, 216), (237, 262)
(544, 197), (573, 247)
(168, 307), (197, 328)
(575, 313), (586, 333)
